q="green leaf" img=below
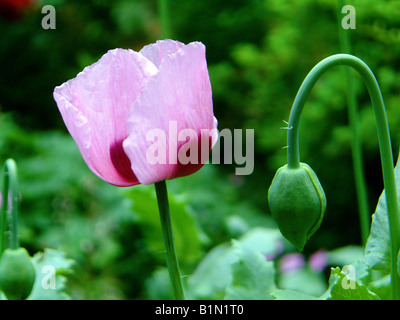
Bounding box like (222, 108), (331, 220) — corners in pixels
(224, 240), (276, 300)
(327, 245), (364, 267)
(364, 152), (400, 274)
(187, 242), (237, 300)
(278, 268), (327, 297)
(145, 268), (173, 300)
(271, 289), (320, 300)
(368, 274), (391, 300)
(187, 227), (283, 300)
(28, 248), (74, 300)
(321, 267), (379, 300)
(237, 227), (285, 257)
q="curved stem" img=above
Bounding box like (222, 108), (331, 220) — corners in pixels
(0, 159), (20, 255)
(154, 180), (185, 300)
(337, 0), (370, 245)
(287, 53), (400, 299)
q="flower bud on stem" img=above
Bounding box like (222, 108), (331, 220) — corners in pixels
(284, 54), (400, 300)
(0, 159), (36, 300)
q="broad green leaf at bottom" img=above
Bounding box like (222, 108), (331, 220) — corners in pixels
(28, 248), (74, 300)
(224, 240), (276, 300)
(321, 267), (379, 300)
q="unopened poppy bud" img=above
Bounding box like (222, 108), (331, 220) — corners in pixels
(268, 163), (326, 251)
(0, 247), (36, 300)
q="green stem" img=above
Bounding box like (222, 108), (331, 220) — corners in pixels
(0, 159), (20, 255)
(154, 180), (185, 300)
(0, 167), (8, 255)
(287, 54), (400, 300)
(158, 0), (171, 39)
(337, 0), (370, 245)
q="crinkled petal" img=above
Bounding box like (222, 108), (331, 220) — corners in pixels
(53, 48), (158, 186)
(139, 39), (185, 69)
(124, 42), (218, 185)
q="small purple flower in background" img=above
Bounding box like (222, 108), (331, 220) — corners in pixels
(279, 253), (305, 273)
(264, 240), (284, 261)
(53, 40), (218, 187)
(309, 249), (328, 272)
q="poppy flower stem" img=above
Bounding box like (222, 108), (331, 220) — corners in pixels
(287, 54), (400, 300)
(0, 159), (20, 256)
(154, 180), (185, 300)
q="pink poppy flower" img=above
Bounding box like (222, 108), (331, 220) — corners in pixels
(53, 40), (218, 186)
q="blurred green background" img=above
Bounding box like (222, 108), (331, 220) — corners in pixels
(1, 0), (400, 299)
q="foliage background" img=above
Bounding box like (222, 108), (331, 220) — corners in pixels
(0, 0), (399, 299)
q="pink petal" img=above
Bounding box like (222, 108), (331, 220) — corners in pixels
(124, 42), (218, 184)
(139, 39), (185, 69)
(53, 48), (158, 186)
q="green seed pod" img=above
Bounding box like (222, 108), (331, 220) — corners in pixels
(268, 163), (326, 251)
(0, 247), (36, 300)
